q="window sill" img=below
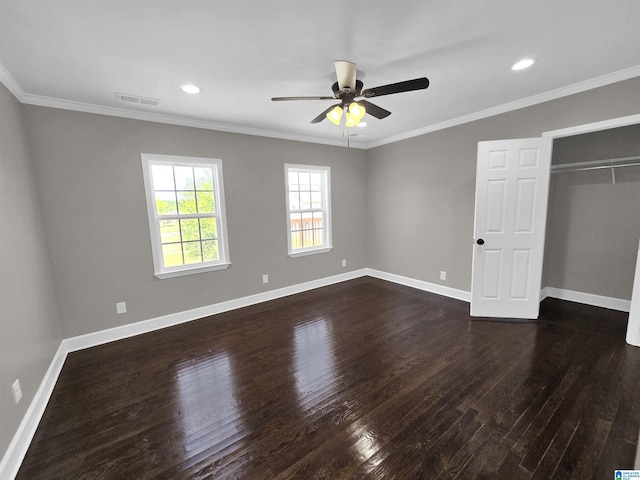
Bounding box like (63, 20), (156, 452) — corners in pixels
(288, 246), (333, 258)
(154, 262), (231, 279)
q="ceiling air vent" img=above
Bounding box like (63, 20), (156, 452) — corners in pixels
(116, 92), (160, 107)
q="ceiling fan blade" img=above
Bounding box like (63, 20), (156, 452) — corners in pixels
(310, 104), (340, 124)
(272, 96), (336, 101)
(334, 60), (357, 91)
(357, 100), (391, 119)
(362, 77), (429, 98)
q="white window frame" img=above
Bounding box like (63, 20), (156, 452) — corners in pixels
(141, 153), (231, 279)
(284, 164), (332, 257)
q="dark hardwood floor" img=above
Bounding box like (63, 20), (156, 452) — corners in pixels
(17, 277), (640, 479)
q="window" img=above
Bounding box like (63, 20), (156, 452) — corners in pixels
(285, 164), (332, 257)
(141, 154), (230, 278)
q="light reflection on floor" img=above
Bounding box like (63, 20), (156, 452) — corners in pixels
(294, 317), (338, 408)
(175, 351), (244, 453)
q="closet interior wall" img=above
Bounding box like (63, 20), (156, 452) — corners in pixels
(543, 124), (640, 302)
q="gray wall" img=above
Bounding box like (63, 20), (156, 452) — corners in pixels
(544, 125), (640, 299)
(3, 74), (640, 465)
(0, 85), (62, 456)
(23, 107), (368, 338)
(366, 76), (640, 293)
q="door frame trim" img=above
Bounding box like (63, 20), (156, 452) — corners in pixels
(542, 113), (640, 139)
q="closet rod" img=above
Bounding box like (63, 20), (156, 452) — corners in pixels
(551, 155), (640, 174)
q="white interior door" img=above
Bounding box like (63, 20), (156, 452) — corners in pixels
(471, 138), (552, 319)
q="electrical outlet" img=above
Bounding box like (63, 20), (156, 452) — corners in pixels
(12, 379), (22, 404)
(116, 302), (127, 314)
(262, 274), (269, 284)
(440, 271), (447, 281)
(342, 259), (347, 267)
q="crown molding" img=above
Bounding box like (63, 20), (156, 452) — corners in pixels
(2, 57), (639, 150)
(365, 64), (640, 149)
(0, 61), (26, 100)
(19, 92), (368, 149)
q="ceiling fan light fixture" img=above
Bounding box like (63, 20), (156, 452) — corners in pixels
(346, 102), (366, 127)
(349, 102), (364, 117)
(326, 105), (343, 125)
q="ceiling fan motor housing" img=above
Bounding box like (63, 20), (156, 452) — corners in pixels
(332, 80), (363, 103)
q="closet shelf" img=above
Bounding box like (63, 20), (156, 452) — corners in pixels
(551, 155), (640, 174)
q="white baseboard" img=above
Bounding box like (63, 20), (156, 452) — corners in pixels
(543, 286), (631, 312)
(64, 268), (474, 355)
(0, 343), (68, 480)
(366, 268), (472, 302)
(64, 268), (370, 353)
(540, 286), (550, 301)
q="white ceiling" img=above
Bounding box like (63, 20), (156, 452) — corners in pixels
(1, 1), (640, 148)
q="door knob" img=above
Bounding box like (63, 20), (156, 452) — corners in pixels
(476, 238), (485, 245)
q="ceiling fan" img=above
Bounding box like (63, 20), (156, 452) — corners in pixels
(271, 61), (429, 126)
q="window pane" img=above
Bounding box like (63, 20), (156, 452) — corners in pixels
(285, 165), (330, 254)
(162, 243), (183, 267)
(288, 172), (299, 191)
(289, 192), (300, 211)
(301, 212), (314, 248)
(290, 213), (302, 232)
(310, 173), (322, 191)
(177, 191), (197, 214)
(202, 240), (219, 262)
(152, 165), (175, 190)
(200, 218), (217, 240)
(183, 241), (202, 264)
(194, 167), (213, 190)
(300, 191), (311, 209)
(197, 192), (215, 213)
(180, 219), (200, 242)
(155, 191), (177, 215)
(302, 229), (314, 248)
(299, 172), (310, 190)
(291, 231), (302, 250)
(174, 166), (195, 190)
(302, 212), (313, 230)
(159, 219), (180, 244)
(312, 212), (324, 228)
(144, 155), (229, 276)
(311, 192), (322, 209)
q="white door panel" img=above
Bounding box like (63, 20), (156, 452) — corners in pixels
(471, 138), (552, 319)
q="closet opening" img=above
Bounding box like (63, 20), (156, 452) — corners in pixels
(542, 123), (640, 343)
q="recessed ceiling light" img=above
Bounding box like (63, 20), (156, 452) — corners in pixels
(512, 58), (536, 71)
(180, 84), (201, 94)
(357, 122), (367, 128)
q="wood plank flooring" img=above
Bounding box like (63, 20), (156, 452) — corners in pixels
(17, 277), (640, 479)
